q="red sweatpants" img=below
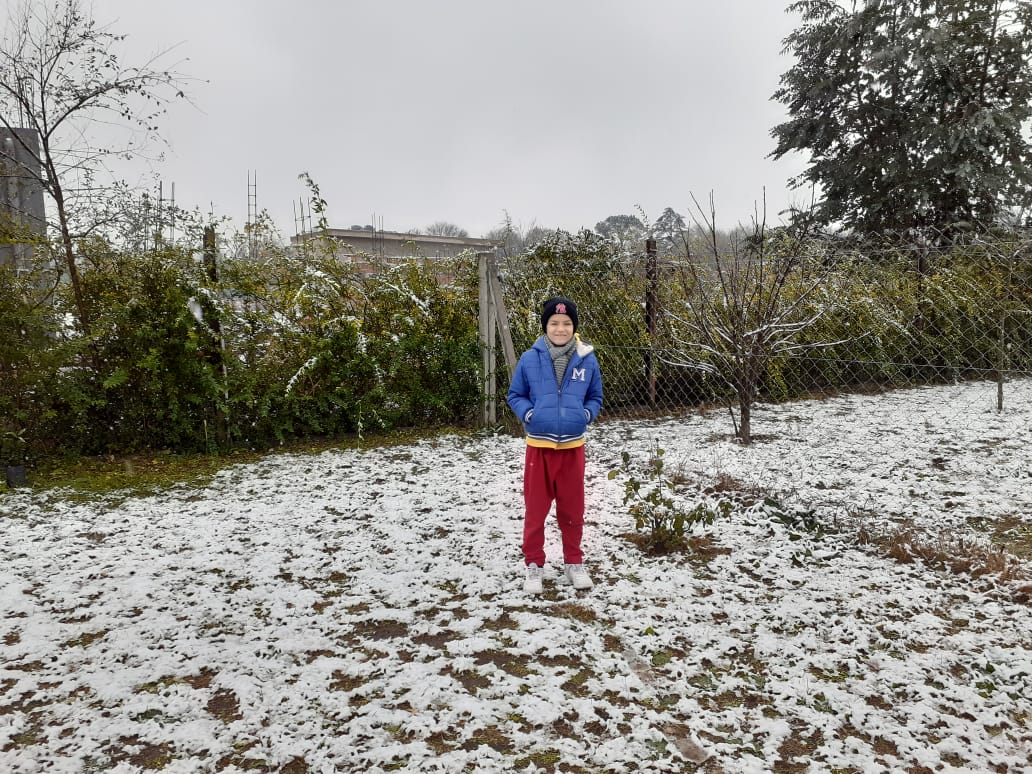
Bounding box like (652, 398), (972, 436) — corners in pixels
(522, 444), (586, 567)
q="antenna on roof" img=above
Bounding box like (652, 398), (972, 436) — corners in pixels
(156, 180), (163, 249)
(294, 196), (315, 258)
(247, 170), (258, 261)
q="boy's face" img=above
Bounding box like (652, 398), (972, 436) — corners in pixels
(545, 314), (574, 346)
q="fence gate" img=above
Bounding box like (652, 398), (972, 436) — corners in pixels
(478, 251), (517, 425)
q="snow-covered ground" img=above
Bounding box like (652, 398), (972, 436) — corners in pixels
(2, 379), (1031, 773)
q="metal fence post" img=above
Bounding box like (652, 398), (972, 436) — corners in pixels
(645, 237), (658, 409)
(478, 251), (497, 425)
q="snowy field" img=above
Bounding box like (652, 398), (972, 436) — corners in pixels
(1, 379), (1031, 773)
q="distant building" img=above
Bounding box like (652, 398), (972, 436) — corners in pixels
(291, 227), (497, 262)
(0, 128), (46, 274)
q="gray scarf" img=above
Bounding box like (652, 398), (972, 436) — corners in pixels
(545, 337), (576, 388)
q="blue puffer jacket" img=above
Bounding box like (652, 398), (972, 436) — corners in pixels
(507, 336), (603, 449)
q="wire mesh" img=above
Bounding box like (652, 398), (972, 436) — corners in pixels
(493, 228), (1032, 436)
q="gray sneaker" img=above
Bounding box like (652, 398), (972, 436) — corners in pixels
(564, 563), (593, 590)
(524, 563), (544, 594)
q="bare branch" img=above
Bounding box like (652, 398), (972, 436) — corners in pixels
(664, 194), (852, 442)
(0, 0), (196, 335)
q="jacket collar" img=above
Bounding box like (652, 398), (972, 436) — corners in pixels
(534, 333), (594, 358)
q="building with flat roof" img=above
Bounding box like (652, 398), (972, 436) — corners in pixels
(0, 128), (46, 274)
(291, 227), (497, 261)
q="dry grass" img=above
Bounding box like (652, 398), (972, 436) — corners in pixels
(847, 517), (1032, 601)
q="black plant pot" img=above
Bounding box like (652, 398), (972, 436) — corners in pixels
(5, 464), (26, 488)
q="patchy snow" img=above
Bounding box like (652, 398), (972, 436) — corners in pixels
(2, 379), (1031, 773)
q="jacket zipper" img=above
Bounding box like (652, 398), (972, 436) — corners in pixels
(554, 353), (576, 436)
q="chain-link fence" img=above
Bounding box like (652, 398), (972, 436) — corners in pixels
(482, 227), (1032, 555)
(488, 228), (1032, 437)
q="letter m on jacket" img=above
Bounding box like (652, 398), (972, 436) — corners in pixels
(571, 367), (586, 382)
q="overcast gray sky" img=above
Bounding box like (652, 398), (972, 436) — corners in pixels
(90, 0), (809, 239)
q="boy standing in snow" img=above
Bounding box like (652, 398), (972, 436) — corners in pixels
(507, 297), (603, 594)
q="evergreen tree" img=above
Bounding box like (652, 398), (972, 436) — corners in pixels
(654, 207), (688, 254)
(594, 214), (646, 253)
(771, 0), (1032, 238)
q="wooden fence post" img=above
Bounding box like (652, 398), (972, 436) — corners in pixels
(478, 251), (519, 426)
(487, 253), (518, 381)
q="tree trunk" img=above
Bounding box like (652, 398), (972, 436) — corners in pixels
(52, 181), (91, 337)
(203, 225), (228, 445)
(52, 185), (103, 374)
(738, 394), (751, 445)
(736, 370), (754, 445)
(736, 354), (762, 445)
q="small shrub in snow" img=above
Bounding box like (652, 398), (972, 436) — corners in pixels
(759, 497), (828, 539)
(610, 446), (731, 554)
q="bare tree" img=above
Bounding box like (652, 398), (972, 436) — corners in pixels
(424, 221), (468, 238)
(484, 211), (552, 257)
(0, 0), (193, 335)
(664, 194), (846, 444)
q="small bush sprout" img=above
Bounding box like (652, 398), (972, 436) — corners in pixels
(609, 446), (731, 554)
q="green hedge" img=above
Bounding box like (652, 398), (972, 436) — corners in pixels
(3, 234), (1030, 464)
(3, 242), (482, 461)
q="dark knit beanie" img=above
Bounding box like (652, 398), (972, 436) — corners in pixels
(541, 297), (578, 332)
